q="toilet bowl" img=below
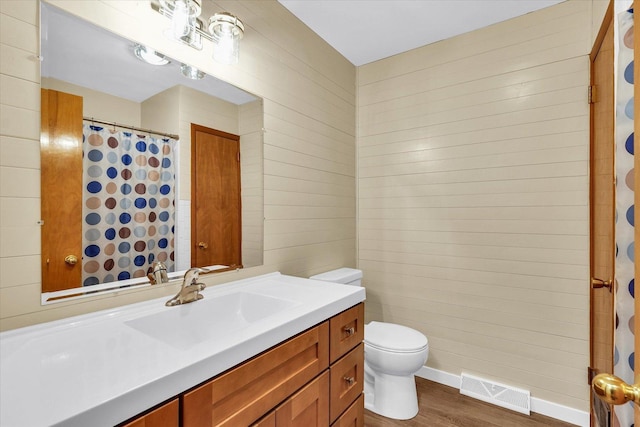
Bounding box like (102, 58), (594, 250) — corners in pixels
(309, 268), (429, 420)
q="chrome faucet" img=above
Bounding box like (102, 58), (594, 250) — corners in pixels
(165, 267), (209, 307)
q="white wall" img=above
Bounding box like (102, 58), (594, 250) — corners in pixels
(357, 0), (607, 412)
(239, 99), (264, 268)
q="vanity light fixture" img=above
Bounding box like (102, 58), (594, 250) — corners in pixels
(151, 1), (245, 65)
(208, 12), (244, 65)
(133, 44), (171, 65)
(159, 0), (202, 40)
(180, 63), (205, 80)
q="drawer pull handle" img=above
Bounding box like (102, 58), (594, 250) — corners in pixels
(343, 326), (355, 336)
(344, 376), (355, 386)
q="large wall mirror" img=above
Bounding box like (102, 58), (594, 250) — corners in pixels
(40, 3), (264, 302)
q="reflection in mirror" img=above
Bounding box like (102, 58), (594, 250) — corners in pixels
(40, 3), (264, 302)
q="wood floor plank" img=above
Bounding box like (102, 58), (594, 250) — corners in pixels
(364, 378), (576, 426)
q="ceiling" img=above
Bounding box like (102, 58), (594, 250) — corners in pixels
(278, 0), (565, 66)
(41, 3), (257, 104)
(42, 1), (565, 104)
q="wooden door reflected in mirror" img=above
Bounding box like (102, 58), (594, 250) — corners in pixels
(40, 89), (83, 292)
(191, 125), (242, 269)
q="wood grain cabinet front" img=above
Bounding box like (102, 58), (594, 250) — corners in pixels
(329, 343), (364, 424)
(275, 370), (330, 426)
(120, 399), (179, 427)
(251, 412), (276, 427)
(182, 322), (329, 427)
(329, 304), (364, 364)
(331, 394), (364, 427)
(122, 303), (365, 427)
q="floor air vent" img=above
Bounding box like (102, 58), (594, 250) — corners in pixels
(460, 373), (530, 415)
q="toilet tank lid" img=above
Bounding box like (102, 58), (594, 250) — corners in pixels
(310, 268), (362, 284)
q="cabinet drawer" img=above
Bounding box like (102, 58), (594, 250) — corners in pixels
(182, 322), (329, 427)
(330, 343), (364, 423)
(331, 394), (364, 427)
(276, 370), (329, 426)
(329, 304), (364, 363)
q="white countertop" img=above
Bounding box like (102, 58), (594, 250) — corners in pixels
(0, 273), (365, 427)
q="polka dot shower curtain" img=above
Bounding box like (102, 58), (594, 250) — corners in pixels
(613, 8), (635, 427)
(81, 123), (176, 286)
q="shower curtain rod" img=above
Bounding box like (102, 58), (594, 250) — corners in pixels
(83, 117), (179, 140)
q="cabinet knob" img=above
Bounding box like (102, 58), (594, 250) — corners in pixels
(343, 376), (355, 386)
(343, 326), (355, 336)
(64, 255), (78, 265)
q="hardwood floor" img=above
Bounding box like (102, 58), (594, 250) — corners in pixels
(364, 378), (577, 427)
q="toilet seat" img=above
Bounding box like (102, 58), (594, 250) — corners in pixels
(365, 321), (428, 353)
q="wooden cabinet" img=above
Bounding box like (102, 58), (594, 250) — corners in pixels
(183, 323), (329, 426)
(329, 304), (365, 427)
(330, 343), (364, 423)
(123, 303), (364, 427)
(329, 303), (364, 363)
(120, 399), (179, 427)
(332, 395), (365, 427)
(275, 371), (330, 426)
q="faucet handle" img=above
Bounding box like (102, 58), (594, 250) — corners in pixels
(183, 268), (199, 285)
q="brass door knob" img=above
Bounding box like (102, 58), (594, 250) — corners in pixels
(64, 255), (78, 265)
(198, 242), (208, 249)
(591, 277), (613, 292)
(592, 373), (640, 405)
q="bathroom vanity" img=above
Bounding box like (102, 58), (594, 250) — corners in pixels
(0, 273), (365, 426)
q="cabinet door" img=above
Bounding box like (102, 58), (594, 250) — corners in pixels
(330, 344), (364, 423)
(252, 412), (276, 427)
(182, 322), (329, 426)
(331, 395), (364, 427)
(276, 371), (329, 427)
(121, 399), (179, 427)
(329, 304), (364, 363)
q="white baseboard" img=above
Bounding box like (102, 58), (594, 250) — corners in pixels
(416, 366), (589, 427)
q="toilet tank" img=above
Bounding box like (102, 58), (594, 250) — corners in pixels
(310, 268), (363, 286)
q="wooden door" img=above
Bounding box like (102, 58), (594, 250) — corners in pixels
(191, 124), (242, 268)
(40, 89), (83, 292)
(591, 2), (640, 425)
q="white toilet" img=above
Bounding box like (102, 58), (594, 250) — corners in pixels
(309, 268), (429, 420)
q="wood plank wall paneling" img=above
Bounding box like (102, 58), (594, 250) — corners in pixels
(357, 0), (598, 412)
(0, 0), (355, 330)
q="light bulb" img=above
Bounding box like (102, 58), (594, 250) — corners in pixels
(213, 31), (238, 64)
(171, 0), (190, 39)
(209, 13), (244, 65)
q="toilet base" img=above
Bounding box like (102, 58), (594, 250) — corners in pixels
(364, 364), (419, 420)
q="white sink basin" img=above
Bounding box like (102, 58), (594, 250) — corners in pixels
(1, 272), (366, 427)
(126, 291), (297, 349)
